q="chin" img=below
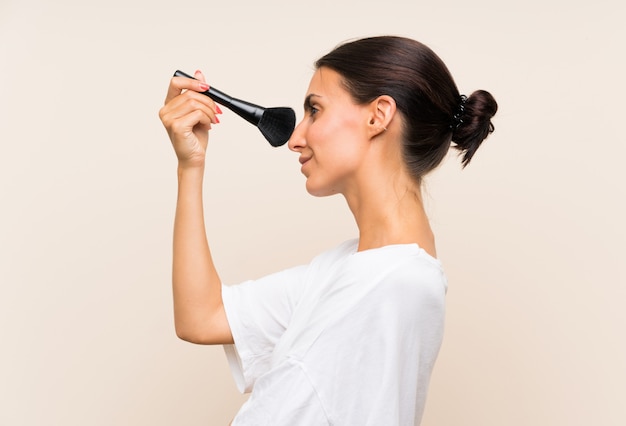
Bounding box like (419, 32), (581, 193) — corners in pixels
(305, 180), (340, 198)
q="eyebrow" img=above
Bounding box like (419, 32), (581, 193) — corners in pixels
(303, 94), (321, 110)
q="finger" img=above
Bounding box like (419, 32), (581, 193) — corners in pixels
(160, 92), (220, 128)
(194, 69), (207, 84)
(172, 109), (215, 135)
(189, 108), (215, 132)
(192, 70), (223, 115)
(164, 75), (211, 105)
(164, 90), (220, 121)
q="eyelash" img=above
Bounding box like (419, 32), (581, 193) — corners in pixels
(306, 103), (319, 117)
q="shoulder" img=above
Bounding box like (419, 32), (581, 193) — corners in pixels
(307, 238), (358, 269)
(389, 247), (446, 290)
(354, 244), (447, 302)
(367, 247), (447, 330)
(316, 238), (358, 260)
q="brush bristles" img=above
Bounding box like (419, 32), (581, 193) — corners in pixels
(258, 108), (296, 147)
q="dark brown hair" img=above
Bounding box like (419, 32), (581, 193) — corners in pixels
(315, 36), (498, 181)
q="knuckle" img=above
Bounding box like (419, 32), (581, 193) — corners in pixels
(187, 98), (202, 110)
(170, 120), (186, 134)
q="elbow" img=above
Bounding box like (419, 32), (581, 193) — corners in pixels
(174, 318), (231, 345)
(173, 304), (232, 345)
(175, 326), (191, 342)
(175, 324), (208, 344)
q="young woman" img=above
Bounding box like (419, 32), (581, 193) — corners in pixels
(159, 36), (497, 425)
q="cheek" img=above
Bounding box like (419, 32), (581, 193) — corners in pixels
(309, 114), (364, 161)
(308, 115), (336, 143)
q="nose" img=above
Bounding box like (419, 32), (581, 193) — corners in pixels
(287, 119), (306, 152)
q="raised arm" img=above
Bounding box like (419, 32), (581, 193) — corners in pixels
(158, 70), (233, 345)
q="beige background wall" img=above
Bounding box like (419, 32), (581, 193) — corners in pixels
(1, 0), (624, 424)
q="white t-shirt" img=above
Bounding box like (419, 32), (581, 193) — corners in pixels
(222, 239), (447, 425)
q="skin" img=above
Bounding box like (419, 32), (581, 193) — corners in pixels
(159, 67), (435, 345)
(289, 68), (436, 254)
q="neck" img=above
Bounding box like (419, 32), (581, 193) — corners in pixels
(343, 171), (436, 257)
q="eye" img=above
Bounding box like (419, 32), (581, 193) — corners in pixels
(303, 94), (321, 119)
(306, 102), (319, 117)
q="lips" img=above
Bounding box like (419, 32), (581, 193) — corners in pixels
(299, 156), (311, 165)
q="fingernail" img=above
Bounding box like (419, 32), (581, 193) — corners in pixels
(214, 115), (220, 124)
(199, 83), (210, 91)
(215, 104), (223, 114)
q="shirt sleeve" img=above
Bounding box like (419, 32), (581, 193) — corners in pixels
(222, 265), (307, 393)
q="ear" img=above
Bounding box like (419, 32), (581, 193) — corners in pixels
(367, 95), (397, 138)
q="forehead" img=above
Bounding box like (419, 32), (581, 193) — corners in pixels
(306, 67), (349, 99)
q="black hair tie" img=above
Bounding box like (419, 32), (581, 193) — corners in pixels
(450, 95), (467, 130)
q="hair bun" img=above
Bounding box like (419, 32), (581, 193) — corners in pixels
(452, 90), (498, 167)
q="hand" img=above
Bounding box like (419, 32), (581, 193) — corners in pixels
(158, 70), (222, 168)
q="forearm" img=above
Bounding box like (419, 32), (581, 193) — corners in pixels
(172, 165), (222, 340)
(159, 70), (231, 344)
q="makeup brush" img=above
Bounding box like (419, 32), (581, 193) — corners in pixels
(173, 70), (295, 147)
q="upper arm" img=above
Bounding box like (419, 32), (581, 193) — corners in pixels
(175, 293), (234, 345)
(222, 265), (307, 347)
(176, 264), (307, 346)
(175, 284), (233, 345)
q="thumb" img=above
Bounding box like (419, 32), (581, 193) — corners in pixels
(194, 69), (207, 84)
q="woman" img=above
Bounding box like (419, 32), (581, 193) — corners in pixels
(159, 36), (497, 425)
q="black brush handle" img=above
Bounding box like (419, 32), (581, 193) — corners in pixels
(173, 70), (265, 126)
